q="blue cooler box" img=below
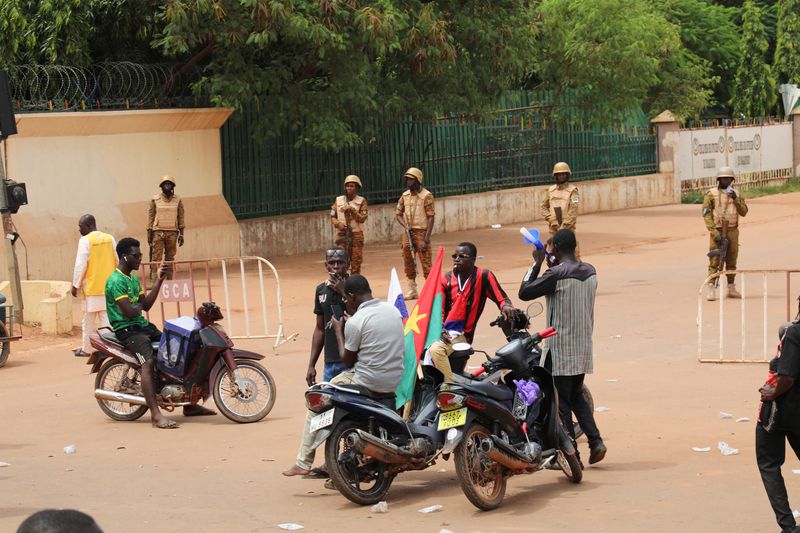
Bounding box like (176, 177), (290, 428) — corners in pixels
(157, 316), (200, 376)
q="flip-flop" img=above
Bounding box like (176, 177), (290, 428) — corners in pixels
(183, 405), (217, 417)
(302, 467), (330, 479)
(282, 466), (312, 477)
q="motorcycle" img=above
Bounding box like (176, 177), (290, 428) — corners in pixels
(437, 306), (583, 511)
(87, 302), (276, 424)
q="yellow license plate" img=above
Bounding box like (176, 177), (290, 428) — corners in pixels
(437, 407), (467, 431)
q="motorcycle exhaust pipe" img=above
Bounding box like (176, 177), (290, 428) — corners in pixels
(479, 438), (532, 471)
(345, 431), (411, 465)
(95, 389), (147, 406)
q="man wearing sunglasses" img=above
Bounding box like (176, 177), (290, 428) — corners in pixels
(105, 237), (212, 429)
(427, 242), (515, 381)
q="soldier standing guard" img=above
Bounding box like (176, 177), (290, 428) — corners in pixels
(395, 167), (435, 300)
(703, 166), (748, 301)
(541, 162), (580, 257)
(148, 175), (185, 281)
(330, 175), (368, 274)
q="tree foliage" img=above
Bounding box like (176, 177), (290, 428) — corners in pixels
(531, 0), (712, 123)
(0, 0), (159, 68)
(155, 0), (537, 149)
(733, 0), (775, 116)
(661, 0), (740, 107)
(774, 0), (800, 84)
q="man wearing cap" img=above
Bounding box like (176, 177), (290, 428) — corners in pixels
(147, 175), (185, 281)
(541, 162), (580, 257)
(330, 175), (368, 274)
(703, 166), (748, 301)
(395, 167), (435, 300)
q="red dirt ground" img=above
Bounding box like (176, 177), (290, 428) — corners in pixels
(2, 192), (800, 532)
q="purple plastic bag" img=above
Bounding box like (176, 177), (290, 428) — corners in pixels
(514, 379), (541, 406)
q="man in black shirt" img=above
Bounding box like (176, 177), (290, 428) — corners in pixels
(757, 322), (800, 533)
(283, 247), (349, 478)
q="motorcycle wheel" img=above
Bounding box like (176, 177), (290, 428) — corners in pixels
(94, 359), (148, 421)
(324, 419), (395, 505)
(212, 360), (276, 423)
(556, 449), (583, 484)
(453, 423), (507, 511)
(572, 384), (594, 440)
(0, 323), (9, 368)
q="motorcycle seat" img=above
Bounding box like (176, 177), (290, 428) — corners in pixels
(458, 380), (514, 402)
(342, 384), (397, 409)
(100, 331), (160, 352)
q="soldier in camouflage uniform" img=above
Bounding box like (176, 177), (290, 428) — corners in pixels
(395, 167), (435, 300)
(148, 175), (184, 281)
(330, 175), (368, 274)
(541, 162), (581, 258)
(703, 166), (748, 301)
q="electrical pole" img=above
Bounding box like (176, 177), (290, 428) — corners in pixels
(0, 141), (23, 324)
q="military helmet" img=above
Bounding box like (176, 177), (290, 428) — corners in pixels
(344, 175), (362, 188)
(160, 175), (176, 186)
(552, 162), (571, 176)
(404, 167), (424, 183)
(716, 166), (735, 179)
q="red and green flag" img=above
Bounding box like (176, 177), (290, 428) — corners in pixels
(395, 247), (445, 408)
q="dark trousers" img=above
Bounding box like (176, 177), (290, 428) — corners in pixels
(756, 423), (800, 532)
(116, 323), (162, 363)
(553, 374), (602, 447)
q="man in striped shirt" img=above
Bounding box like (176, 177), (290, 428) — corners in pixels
(518, 229), (606, 465)
(428, 242), (515, 381)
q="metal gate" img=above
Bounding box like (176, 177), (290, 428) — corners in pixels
(697, 269), (800, 363)
(141, 256), (297, 352)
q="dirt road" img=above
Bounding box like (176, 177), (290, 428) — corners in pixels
(2, 193), (799, 532)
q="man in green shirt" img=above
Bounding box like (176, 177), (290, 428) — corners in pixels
(105, 237), (177, 429)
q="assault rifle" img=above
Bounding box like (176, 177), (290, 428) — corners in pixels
(707, 220), (730, 282)
(554, 206), (563, 228)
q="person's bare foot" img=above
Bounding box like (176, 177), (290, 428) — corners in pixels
(183, 404), (217, 417)
(152, 417), (179, 429)
(282, 464), (311, 477)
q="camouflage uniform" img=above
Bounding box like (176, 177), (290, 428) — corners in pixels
(330, 194), (368, 274)
(397, 187), (435, 281)
(148, 192), (184, 280)
(703, 188), (748, 284)
(541, 182), (580, 258)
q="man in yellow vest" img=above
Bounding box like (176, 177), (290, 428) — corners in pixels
(703, 166), (748, 301)
(330, 175), (368, 274)
(541, 162), (580, 257)
(148, 175), (185, 281)
(71, 214), (117, 356)
(395, 167), (435, 300)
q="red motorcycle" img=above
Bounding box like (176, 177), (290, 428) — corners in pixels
(88, 302), (276, 423)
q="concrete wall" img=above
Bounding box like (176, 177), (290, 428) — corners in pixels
(0, 280), (72, 333)
(240, 173), (675, 257)
(1, 108), (240, 281)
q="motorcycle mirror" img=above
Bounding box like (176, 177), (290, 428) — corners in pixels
(526, 302), (544, 319)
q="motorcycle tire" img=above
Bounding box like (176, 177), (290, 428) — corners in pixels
(324, 419), (395, 505)
(94, 359), (149, 421)
(212, 360), (276, 423)
(453, 423), (507, 511)
(0, 323), (9, 368)
(556, 449), (583, 484)
(572, 384), (594, 440)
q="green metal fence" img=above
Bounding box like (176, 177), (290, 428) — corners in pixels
(221, 97), (657, 219)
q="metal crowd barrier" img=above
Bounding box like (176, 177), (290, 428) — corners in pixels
(697, 269), (800, 363)
(141, 256), (297, 353)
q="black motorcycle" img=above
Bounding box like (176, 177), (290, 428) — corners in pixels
(437, 308), (583, 511)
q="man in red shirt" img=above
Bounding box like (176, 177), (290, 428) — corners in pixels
(428, 242), (515, 381)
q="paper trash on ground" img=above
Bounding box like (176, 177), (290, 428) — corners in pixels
(736, 417), (750, 422)
(692, 447), (711, 452)
(63, 445), (77, 454)
(370, 501), (388, 513)
(0, 462), (10, 467)
(595, 406), (610, 413)
(277, 524), (305, 531)
(718, 441), (739, 456)
(792, 469), (800, 475)
(719, 412), (733, 419)
(418, 504), (443, 513)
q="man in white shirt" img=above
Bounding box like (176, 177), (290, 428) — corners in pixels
(71, 215), (117, 356)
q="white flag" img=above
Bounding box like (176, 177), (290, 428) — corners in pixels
(387, 268), (409, 319)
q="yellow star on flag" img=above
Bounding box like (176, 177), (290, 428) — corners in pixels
(404, 306), (428, 336)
